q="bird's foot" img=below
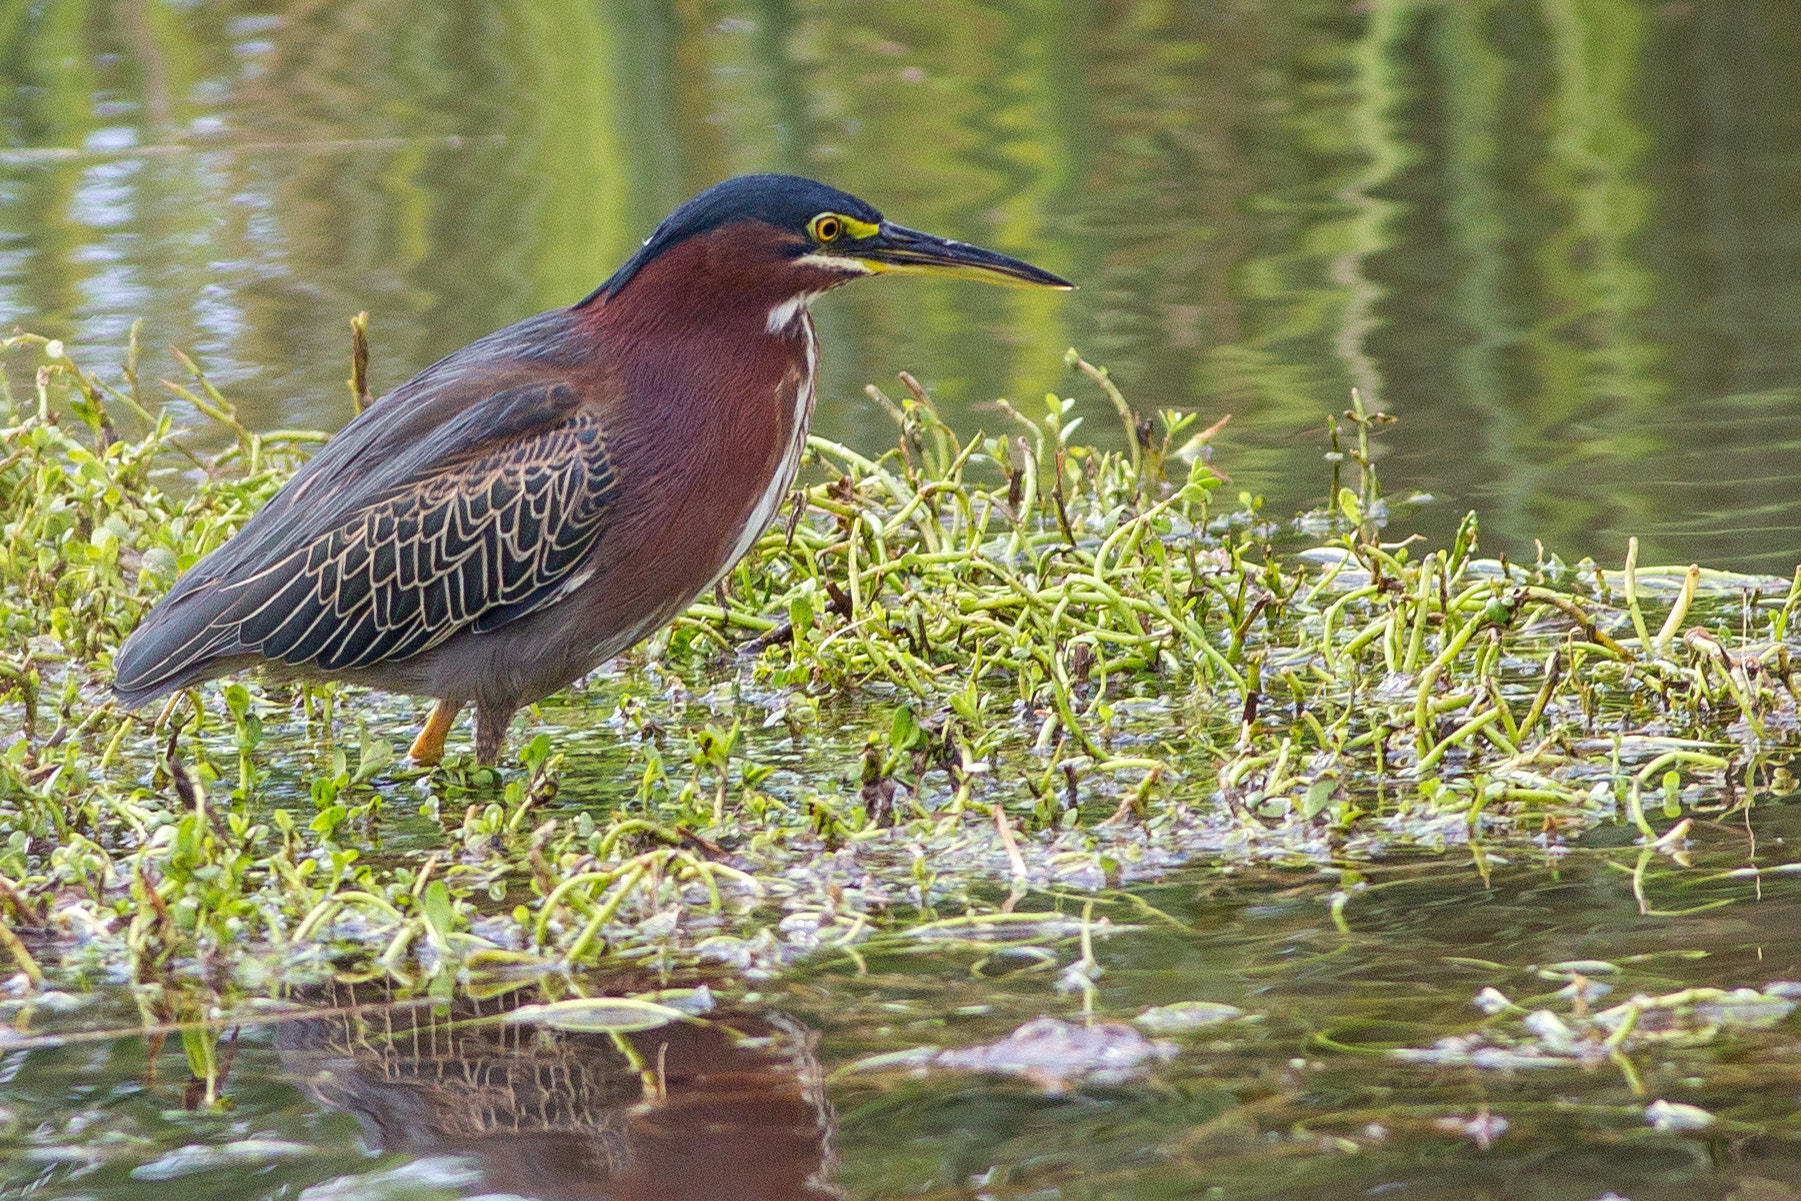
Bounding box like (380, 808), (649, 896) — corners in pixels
(408, 700), (460, 766)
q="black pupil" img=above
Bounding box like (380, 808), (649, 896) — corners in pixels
(819, 219), (838, 239)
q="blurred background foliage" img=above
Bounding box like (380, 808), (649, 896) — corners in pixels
(0, 0), (1798, 567)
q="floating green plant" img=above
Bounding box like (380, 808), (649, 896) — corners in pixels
(0, 329), (1796, 1015)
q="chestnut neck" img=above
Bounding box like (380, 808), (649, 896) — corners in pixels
(578, 222), (849, 340)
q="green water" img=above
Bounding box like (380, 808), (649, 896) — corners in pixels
(6, 2), (1801, 1197)
(2, 0), (1799, 568)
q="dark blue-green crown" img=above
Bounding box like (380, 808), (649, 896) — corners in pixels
(593, 174), (882, 300)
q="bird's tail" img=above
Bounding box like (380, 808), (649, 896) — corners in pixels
(111, 583), (243, 708)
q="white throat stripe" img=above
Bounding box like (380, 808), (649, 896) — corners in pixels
(766, 292), (819, 335)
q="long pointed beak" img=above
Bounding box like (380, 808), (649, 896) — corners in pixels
(851, 222), (1073, 289)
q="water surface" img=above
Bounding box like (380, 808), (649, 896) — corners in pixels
(2, 0), (1799, 567)
(11, 817), (1801, 1199)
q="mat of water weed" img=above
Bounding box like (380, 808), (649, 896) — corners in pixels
(0, 330), (1798, 1082)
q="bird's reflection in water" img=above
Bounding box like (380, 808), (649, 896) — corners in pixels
(277, 980), (839, 1201)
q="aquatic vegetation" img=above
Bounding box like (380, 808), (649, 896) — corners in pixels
(0, 329), (1797, 1022)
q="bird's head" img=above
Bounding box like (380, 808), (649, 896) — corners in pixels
(588, 174), (1071, 322)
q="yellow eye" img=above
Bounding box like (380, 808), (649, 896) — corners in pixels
(810, 214), (843, 242)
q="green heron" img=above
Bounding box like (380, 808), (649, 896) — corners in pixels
(113, 174), (1071, 765)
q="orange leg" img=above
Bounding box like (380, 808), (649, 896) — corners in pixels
(407, 700), (460, 765)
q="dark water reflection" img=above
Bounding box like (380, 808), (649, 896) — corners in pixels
(276, 983), (837, 1201)
(1, 1), (1798, 568)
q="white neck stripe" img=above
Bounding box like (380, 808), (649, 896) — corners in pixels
(767, 292), (819, 335)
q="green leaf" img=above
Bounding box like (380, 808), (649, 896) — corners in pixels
(507, 996), (693, 1033)
(421, 880), (453, 941)
(223, 683), (250, 722)
(1301, 776), (1336, 820)
(949, 680), (981, 724)
(520, 732), (554, 773)
(789, 593), (814, 642)
(890, 705), (925, 752)
(354, 728), (394, 783)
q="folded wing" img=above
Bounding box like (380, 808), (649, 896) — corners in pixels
(113, 378), (615, 704)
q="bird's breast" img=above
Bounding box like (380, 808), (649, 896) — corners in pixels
(719, 313), (817, 572)
(566, 310), (817, 658)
